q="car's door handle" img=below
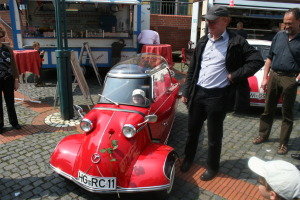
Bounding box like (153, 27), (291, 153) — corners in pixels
(163, 122), (168, 126)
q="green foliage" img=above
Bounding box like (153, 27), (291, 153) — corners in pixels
(100, 140), (119, 162)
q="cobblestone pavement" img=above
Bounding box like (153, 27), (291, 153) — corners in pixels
(0, 66), (300, 200)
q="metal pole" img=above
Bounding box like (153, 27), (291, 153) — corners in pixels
(54, 0), (74, 120)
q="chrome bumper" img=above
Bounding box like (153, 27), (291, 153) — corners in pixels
(50, 164), (170, 193)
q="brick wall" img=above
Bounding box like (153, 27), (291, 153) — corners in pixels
(0, 10), (27, 47)
(150, 14), (192, 51)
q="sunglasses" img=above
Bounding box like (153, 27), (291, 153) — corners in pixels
(206, 20), (218, 25)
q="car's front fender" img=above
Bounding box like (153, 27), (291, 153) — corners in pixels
(120, 143), (176, 190)
(50, 134), (84, 177)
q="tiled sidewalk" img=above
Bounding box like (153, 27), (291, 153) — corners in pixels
(0, 90), (267, 200)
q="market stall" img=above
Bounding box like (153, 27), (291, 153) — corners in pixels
(8, 0), (150, 68)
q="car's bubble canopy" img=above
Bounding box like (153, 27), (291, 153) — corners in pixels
(100, 54), (169, 107)
(107, 53), (169, 79)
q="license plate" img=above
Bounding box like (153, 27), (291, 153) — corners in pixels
(250, 92), (265, 100)
(77, 171), (116, 190)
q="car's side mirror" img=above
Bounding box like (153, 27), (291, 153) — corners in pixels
(145, 114), (157, 123)
(74, 105), (84, 118)
(138, 114), (157, 126)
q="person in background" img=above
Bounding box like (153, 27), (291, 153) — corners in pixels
(248, 156), (300, 200)
(111, 39), (126, 66)
(0, 27), (21, 134)
(180, 5), (263, 181)
(137, 28), (160, 53)
(262, 26), (279, 41)
(132, 89), (147, 106)
(32, 41), (45, 87)
(236, 22), (248, 39)
(252, 8), (300, 155)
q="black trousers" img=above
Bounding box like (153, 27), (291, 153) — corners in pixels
(184, 85), (227, 171)
(0, 76), (19, 129)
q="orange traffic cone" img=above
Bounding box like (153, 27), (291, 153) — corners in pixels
(229, 0), (234, 7)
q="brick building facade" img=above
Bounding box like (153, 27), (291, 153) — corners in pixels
(150, 14), (191, 51)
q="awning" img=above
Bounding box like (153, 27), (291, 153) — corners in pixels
(28, 0), (140, 4)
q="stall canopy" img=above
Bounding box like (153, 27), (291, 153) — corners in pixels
(27, 0), (140, 4)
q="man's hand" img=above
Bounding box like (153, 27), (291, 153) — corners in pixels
(227, 74), (233, 83)
(181, 96), (188, 104)
(296, 74), (300, 86)
(261, 78), (268, 92)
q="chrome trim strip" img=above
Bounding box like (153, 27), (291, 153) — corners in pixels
(107, 73), (149, 79)
(92, 107), (146, 117)
(50, 164), (170, 193)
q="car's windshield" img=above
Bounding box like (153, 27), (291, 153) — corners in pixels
(99, 77), (151, 107)
(253, 45), (270, 60)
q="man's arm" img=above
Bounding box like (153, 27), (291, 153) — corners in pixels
(181, 45), (198, 103)
(261, 58), (272, 92)
(230, 41), (264, 82)
(137, 32), (142, 42)
(155, 32), (160, 44)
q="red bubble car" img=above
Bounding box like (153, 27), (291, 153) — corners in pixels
(50, 54), (180, 196)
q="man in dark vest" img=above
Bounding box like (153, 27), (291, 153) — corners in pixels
(0, 28), (21, 134)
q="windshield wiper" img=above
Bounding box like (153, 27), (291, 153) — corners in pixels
(98, 94), (119, 105)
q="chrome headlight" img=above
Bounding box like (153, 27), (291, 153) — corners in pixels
(122, 124), (136, 138)
(80, 119), (93, 132)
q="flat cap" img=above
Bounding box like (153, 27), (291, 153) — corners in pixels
(204, 5), (229, 20)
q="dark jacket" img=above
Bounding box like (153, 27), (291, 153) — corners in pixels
(182, 30), (264, 111)
(0, 43), (18, 79)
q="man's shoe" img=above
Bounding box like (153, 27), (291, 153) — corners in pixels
(277, 144), (288, 155)
(180, 158), (193, 173)
(252, 136), (267, 144)
(291, 154), (300, 160)
(200, 169), (218, 181)
(12, 124), (21, 130)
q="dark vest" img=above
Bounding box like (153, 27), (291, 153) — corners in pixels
(0, 45), (12, 79)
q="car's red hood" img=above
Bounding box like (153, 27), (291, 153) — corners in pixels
(72, 104), (151, 179)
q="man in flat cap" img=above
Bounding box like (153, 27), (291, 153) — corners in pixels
(180, 5), (264, 181)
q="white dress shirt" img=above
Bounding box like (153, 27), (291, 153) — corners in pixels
(137, 30), (160, 45)
(197, 31), (230, 89)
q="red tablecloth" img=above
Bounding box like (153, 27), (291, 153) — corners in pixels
(13, 50), (42, 76)
(142, 44), (174, 67)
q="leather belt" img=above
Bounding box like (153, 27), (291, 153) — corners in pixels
(273, 70), (298, 77)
